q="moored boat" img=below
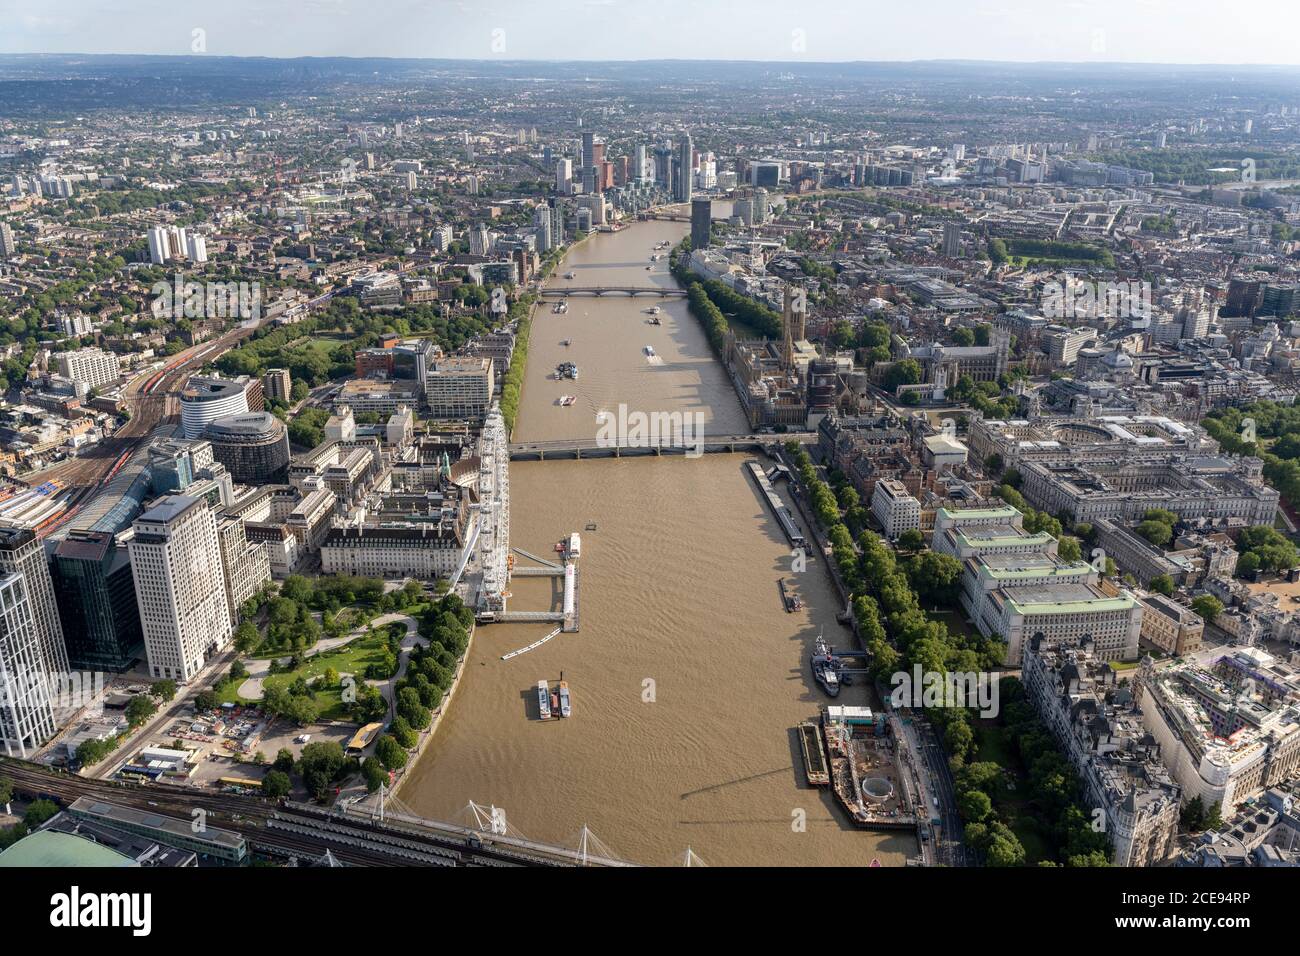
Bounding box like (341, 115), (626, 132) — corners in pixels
(811, 633), (842, 697)
(537, 680), (552, 719)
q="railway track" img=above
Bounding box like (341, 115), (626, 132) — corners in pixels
(0, 757), (553, 867)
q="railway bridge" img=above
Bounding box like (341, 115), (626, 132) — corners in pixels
(508, 431), (816, 461)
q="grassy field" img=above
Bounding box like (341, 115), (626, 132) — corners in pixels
(287, 334), (347, 352)
(926, 608), (974, 639)
(225, 624), (405, 720)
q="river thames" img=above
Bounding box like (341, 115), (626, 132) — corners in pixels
(400, 217), (911, 866)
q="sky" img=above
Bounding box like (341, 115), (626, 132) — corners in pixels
(1, 0), (1295, 66)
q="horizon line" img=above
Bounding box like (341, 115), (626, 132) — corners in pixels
(2, 51), (1299, 71)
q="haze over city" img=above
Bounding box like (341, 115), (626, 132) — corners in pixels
(3, 0), (1299, 66)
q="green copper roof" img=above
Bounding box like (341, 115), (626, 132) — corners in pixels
(1009, 594), (1137, 615)
(0, 829), (138, 868)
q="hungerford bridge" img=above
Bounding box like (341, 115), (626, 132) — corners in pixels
(509, 431), (817, 461)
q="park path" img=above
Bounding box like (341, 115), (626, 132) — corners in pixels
(235, 612), (423, 703)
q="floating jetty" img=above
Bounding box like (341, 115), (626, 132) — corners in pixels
(495, 534), (581, 633)
(798, 720), (830, 786)
(822, 708), (919, 831)
(745, 460), (806, 550)
(778, 578), (802, 613)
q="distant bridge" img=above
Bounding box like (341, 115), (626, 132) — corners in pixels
(539, 286), (687, 298)
(509, 432), (817, 461)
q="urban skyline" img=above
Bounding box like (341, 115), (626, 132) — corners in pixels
(0, 9), (1291, 929)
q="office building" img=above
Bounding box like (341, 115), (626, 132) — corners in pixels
(674, 133), (693, 202)
(0, 223), (15, 258)
(690, 197), (711, 251)
(942, 221), (962, 257)
(262, 368), (291, 404)
(179, 376), (250, 440)
(0, 527), (68, 679)
(54, 348), (120, 391)
(216, 515), (271, 622)
(51, 531), (143, 674)
(204, 413), (291, 484)
(0, 573), (57, 758)
(1138, 592), (1204, 657)
(425, 356), (493, 421)
(1023, 635), (1181, 866)
(1137, 649), (1300, 810)
(128, 496), (232, 683)
(933, 504), (1140, 665)
(871, 478), (921, 541)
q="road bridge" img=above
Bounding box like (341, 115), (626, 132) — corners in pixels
(539, 287), (686, 297)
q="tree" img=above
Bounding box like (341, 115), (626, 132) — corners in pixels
(1148, 574), (1175, 597)
(1181, 795), (1207, 831)
(375, 735), (408, 772)
(883, 358), (922, 394)
(262, 770), (291, 799)
(1205, 801), (1224, 831)
(897, 529), (925, 551)
(23, 799), (59, 829)
(193, 690), (219, 712)
(1136, 519), (1173, 549)
(273, 748), (295, 773)
(234, 621), (260, 653)
(957, 787), (993, 823)
(0, 777), (11, 812)
(362, 756), (388, 793)
(298, 741), (346, 800)
(1191, 595), (1223, 624)
(1057, 536), (1082, 563)
(150, 679), (177, 702)
(125, 694), (157, 727)
(986, 828), (1027, 867)
(390, 716), (419, 749)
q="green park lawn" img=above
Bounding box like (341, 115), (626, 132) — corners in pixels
(222, 623), (406, 720)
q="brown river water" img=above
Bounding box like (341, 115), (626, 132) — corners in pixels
(399, 215), (912, 866)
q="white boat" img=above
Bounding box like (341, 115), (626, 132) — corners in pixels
(564, 271), (575, 279)
(558, 680), (572, 718)
(644, 306), (661, 315)
(559, 395), (576, 406)
(537, 680), (552, 719)
(644, 345), (656, 357)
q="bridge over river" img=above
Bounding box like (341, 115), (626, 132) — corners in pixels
(509, 432), (817, 461)
(540, 286), (686, 297)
